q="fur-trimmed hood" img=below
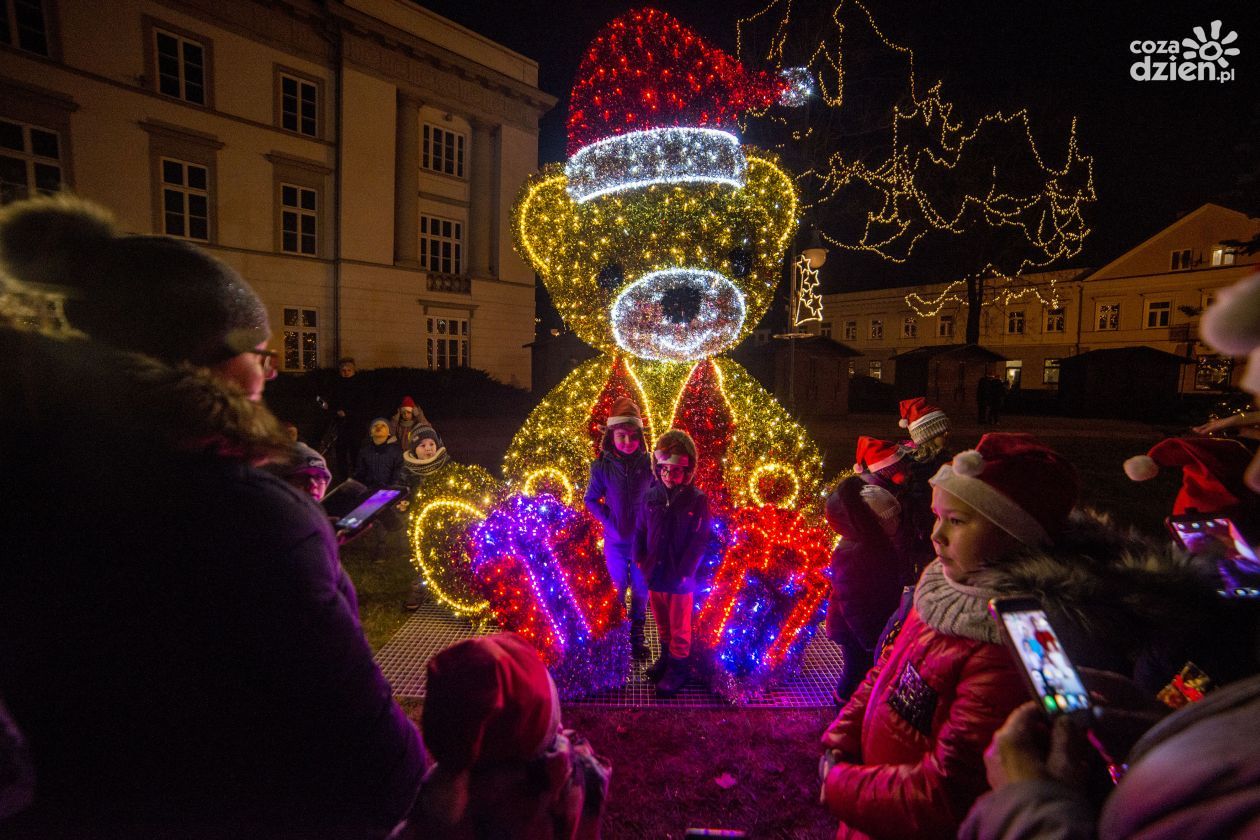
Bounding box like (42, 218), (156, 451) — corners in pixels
(971, 508), (1224, 667)
(825, 473), (890, 542)
(0, 324), (291, 465)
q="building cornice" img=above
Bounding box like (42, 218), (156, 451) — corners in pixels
(329, 3), (556, 127)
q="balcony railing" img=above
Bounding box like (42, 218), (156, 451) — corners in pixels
(426, 272), (471, 294)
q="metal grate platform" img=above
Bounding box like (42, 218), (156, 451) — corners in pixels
(375, 602), (846, 708)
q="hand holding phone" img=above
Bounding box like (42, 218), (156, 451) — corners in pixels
(1166, 514), (1260, 597)
(989, 598), (1093, 721)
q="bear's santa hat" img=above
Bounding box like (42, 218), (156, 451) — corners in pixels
(564, 7), (807, 202)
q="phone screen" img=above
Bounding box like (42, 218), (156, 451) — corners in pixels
(1169, 516), (1260, 597)
(336, 488), (404, 532)
(998, 608), (1091, 716)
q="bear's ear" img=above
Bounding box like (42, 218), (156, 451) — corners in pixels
(744, 151), (799, 257)
(513, 167), (576, 277)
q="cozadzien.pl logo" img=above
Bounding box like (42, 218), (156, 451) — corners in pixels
(1131, 20), (1240, 82)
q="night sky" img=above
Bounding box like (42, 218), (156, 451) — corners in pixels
(415, 0), (1256, 296)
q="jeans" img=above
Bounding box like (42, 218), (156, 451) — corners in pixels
(605, 541), (647, 623)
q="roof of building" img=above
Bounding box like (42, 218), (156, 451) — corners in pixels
(889, 343), (1007, 362)
(1060, 345), (1187, 365)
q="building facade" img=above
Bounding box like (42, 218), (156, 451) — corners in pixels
(0, 0), (554, 386)
(815, 204), (1260, 395)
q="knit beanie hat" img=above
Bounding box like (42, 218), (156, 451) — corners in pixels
(654, 428), (698, 477)
(853, 436), (908, 474)
(859, 483), (902, 525)
(930, 432), (1078, 546)
(0, 195), (269, 365)
(606, 396), (644, 429)
(1123, 436), (1255, 516)
(265, 441), (331, 484)
(898, 397), (950, 446)
(422, 633), (561, 772)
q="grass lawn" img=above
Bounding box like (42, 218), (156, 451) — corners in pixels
(343, 412), (1182, 838)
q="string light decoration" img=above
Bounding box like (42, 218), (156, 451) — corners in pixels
(792, 255), (824, 326)
(405, 6), (838, 701)
(735, 0), (1095, 320)
(408, 462), (505, 621)
(694, 505), (834, 703)
(471, 494), (629, 698)
(513, 153), (798, 357)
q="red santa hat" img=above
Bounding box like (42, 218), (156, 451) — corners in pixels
(853, 436), (908, 475)
(422, 633), (560, 773)
(1123, 436), (1254, 516)
(400, 395), (418, 410)
(930, 433), (1078, 546)
(606, 396), (643, 429)
(563, 7), (807, 202)
(898, 397), (950, 446)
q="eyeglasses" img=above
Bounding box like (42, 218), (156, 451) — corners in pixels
(247, 348), (280, 375)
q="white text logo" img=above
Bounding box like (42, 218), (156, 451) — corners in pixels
(1130, 20), (1239, 83)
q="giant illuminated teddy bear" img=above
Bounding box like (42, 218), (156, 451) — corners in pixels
(413, 8), (833, 701)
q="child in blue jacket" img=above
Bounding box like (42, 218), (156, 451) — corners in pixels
(584, 397), (654, 659)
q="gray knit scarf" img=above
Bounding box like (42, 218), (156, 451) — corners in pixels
(913, 560), (1002, 644)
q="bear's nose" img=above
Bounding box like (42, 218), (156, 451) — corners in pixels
(660, 285), (703, 324)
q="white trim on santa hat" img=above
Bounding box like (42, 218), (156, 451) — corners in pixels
(655, 451), (692, 467)
(929, 464), (1051, 547)
(865, 450), (905, 474)
(564, 126), (748, 203)
(606, 414), (643, 429)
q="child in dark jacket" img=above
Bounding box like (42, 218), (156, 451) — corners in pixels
(353, 417), (403, 489)
(824, 475), (910, 704)
(634, 429), (711, 698)
(584, 397), (654, 660)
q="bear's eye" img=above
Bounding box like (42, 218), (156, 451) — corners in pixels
(596, 263), (625, 292)
(728, 247), (753, 278)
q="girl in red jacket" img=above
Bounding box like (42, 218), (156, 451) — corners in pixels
(820, 433), (1078, 840)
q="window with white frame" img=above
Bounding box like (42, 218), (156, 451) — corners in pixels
(160, 158), (209, 241)
(423, 124), (465, 178)
(279, 73), (318, 137)
(427, 316), (469, 370)
(938, 314), (954, 338)
(1045, 307), (1065, 333)
(1096, 302), (1120, 331)
(280, 183), (317, 256)
(869, 319), (883, 340)
(0, 118), (61, 204)
(1005, 360), (1022, 389)
(1006, 310), (1026, 335)
(901, 316), (917, 338)
(1170, 248), (1193, 271)
(281, 306), (318, 371)
(1043, 358), (1060, 386)
(1211, 247), (1237, 267)
(843, 320), (857, 341)
(868, 360), (882, 380)
(2, 0), (49, 55)
(1145, 299), (1171, 328)
(154, 27), (207, 105)
(420, 215), (462, 274)
(820, 322), (832, 338)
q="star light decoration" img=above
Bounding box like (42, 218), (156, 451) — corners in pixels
(735, 0), (1095, 318)
(792, 254), (824, 327)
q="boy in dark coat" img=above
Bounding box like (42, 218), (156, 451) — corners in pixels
(634, 429), (711, 697)
(584, 397), (653, 659)
(824, 475), (911, 704)
(353, 417), (403, 489)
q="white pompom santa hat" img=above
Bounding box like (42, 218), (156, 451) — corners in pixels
(853, 435), (908, 475)
(1123, 436), (1254, 516)
(930, 432), (1078, 546)
(899, 397), (950, 446)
